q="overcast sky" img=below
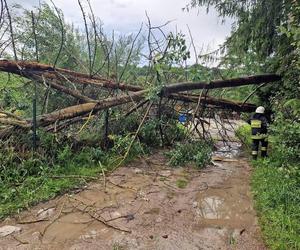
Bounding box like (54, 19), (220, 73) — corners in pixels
(11, 0), (233, 64)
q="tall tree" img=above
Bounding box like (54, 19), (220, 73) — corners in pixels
(189, 0), (300, 102)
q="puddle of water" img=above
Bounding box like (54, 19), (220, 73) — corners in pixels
(214, 141), (242, 158)
(196, 196), (226, 219)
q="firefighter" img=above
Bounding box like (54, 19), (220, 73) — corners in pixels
(247, 106), (269, 160)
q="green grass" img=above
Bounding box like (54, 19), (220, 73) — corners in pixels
(0, 134), (147, 219)
(251, 160), (300, 250)
(0, 160), (108, 218)
(176, 179), (188, 189)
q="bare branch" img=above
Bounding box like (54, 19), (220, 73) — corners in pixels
(3, 0), (17, 61)
(50, 0), (65, 68)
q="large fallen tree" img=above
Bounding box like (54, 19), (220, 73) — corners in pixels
(0, 60), (281, 94)
(0, 60), (281, 130)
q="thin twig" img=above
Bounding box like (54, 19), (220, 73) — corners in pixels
(113, 101), (153, 170)
(118, 24), (143, 82)
(3, 0), (17, 61)
(50, 0), (65, 68)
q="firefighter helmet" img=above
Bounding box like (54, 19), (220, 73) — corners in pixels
(255, 106), (265, 114)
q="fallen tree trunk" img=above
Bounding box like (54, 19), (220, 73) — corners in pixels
(0, 117), (31, 128)
(0, 59), (281, 130)
(0, 60), (281, 96)
(28, 73), (97, 103)
(0, 60), (142, 92)
(170, 94), (256, 112)
(36, 90), (147, 127)
(162, 74), (282, 95)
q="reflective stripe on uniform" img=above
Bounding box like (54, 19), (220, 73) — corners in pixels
(261, 147), (267, 151)
(252, 151), (258, 155)
(251, 119), (262, 128)
(251, 135), (263, 139)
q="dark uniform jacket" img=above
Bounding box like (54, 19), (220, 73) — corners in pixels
(247, 113), (269, 138)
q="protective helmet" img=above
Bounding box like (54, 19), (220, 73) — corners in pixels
(255, 106), (265, 114)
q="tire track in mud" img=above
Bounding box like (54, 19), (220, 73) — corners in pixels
(0, 146), (265, 250)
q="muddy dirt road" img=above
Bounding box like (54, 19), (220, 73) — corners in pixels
(0, 120), (266, 250)
(0, 151), (265, 249)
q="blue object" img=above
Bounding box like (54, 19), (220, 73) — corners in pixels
(179, 114), (187, 123)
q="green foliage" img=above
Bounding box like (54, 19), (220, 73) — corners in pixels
(110, 112), (139, 135)
(0, 129), (147, 218)
(252, 160), (300, 249)
(166, 140), (212, 168)
(111, 134), (145, 161)
(0, 73), (31, 115)
(176, 179), (188, 189)
(163, 120), (188, 144)
(13, 3), (83, 69)
(164, 32), (191, 64)
(269, 111), (300, 168)
(139, 119), (161, 146)
(139, 118), (187, 146)
(235, 123), (252, 148)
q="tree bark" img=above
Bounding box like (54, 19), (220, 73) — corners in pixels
(170, 94), (256, 112)
(0, 60), (142, 92)
(161, 74), (281, 95)
(36, 90), (147, 127)
(0, 60), (281, 96)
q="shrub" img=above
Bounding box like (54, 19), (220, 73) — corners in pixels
(139, 118), (188, 146)
(139, 119), (161, 146)
(166, 140), (212, 168)
(235, 123), (252, 149)
(269, 115), (300, 167)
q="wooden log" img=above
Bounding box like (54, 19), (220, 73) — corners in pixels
(0, 60), (142, 92)
(170, 94), (256, 112)
(0, 118), (30, 128)
(36, 90), (147, 127)
(162, 74), (281, 95)
(0, 60), (281, 96)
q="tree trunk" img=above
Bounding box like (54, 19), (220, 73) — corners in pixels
(161, 74), (281, 95)
(36, 90), (147, 127)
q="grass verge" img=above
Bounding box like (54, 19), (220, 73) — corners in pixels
(0, 136), (146, 219)
(251, 160), (300, 249)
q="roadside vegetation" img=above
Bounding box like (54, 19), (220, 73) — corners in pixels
(165, 140), (212, 168)
(0, 113), (194, 218)
(0, 1), (299, 248)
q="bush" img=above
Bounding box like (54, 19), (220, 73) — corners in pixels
(235, 123), (252, 149)
(139, 119), (161, 146)
(163, 120), (188, 144)
(166, 140), (212, 168)
(139, 118), (188, 146)
(269, 115), (300, 167)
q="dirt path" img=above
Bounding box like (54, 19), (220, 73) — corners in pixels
(0, 141), (265, 250)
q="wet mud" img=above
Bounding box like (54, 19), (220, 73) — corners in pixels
(0, 120), (266, 250)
